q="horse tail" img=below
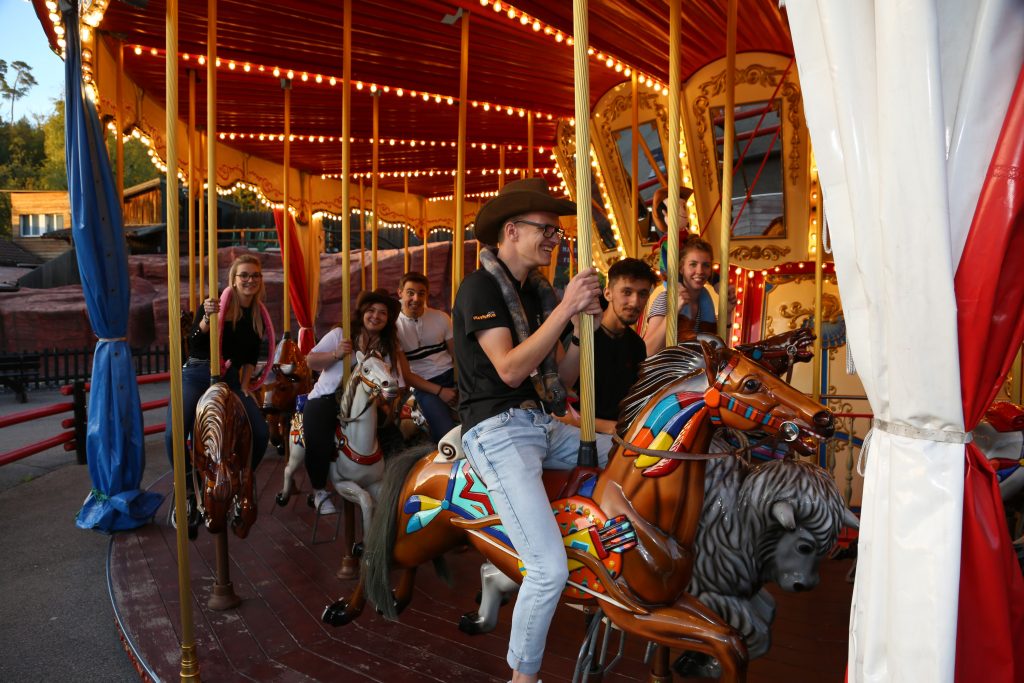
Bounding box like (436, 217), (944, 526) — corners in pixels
(362, 444), (435, 619)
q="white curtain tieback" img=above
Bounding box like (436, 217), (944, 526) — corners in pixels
(871, 418), (972, 444)
(98, 337), (128, 342)
(858, 418), (971, 476)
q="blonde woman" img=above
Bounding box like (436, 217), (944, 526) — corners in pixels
(165, 254), (272, 528)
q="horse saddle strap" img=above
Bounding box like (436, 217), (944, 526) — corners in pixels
(450, 513), (501, 530)
(338, 434), (383, 465)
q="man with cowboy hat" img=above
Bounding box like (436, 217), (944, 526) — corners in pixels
(452, 177), (603, 683)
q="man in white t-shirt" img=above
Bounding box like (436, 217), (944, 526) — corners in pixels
(395, 272), (458, 441)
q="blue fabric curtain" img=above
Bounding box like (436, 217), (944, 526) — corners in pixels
(64, 2), (163, 532)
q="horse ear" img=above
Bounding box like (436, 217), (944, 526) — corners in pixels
(771, 501), (797, 530)
(355, 349), (365, 365)
(699, 340), (721, 385)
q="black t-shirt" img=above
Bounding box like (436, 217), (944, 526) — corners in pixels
(453, 260), (547, 433)
(590, 325), (646, 421)
(188, 305), (261, 368)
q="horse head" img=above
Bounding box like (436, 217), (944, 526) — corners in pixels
(272, 334), (309, 379)
(700, 340), (833, 455)
(735, 328), (815, 377)
(354, 350), (400, 402)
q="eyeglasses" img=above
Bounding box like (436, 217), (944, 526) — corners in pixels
(514, 219), (565, 240)
(236, 272), (262, 281)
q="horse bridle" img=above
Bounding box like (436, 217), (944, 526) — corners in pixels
(338, 364), (392, 426)
(614, 354), (803, 462)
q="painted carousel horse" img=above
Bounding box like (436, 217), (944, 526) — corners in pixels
(192, 382), (257, 538)
(323, 340), (835, 682)
(735, 327), (815, 378)
(260, 333), (313, 455)
(275, 351), (399, 561)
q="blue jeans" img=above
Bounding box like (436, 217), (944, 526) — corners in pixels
(164, 361), (269, 478)
(461, 407), (609, 675)
(412, 368), (458, 442)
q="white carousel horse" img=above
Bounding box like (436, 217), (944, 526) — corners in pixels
(275, 351), (399, 548)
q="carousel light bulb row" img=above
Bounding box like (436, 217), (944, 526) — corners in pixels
(127, 45), (563, 123)
(479, 0), (668, 95)
(215, 130), (544, 154)
(590, 150), (627, 259)
(428, 190), (501, 203)
(320, 167), (556, 180)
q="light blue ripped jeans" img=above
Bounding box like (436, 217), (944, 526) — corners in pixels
(461, 407), (610, 675)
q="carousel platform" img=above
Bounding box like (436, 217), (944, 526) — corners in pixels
(108, 454), (854, 682)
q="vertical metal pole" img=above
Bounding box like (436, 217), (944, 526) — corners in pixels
(572, 0), (596, 454)
(452, 11), (470, 308)
(165, 1), (200, 678)
(717, 0), (738, 342)
(341, 0), (352, 382)
(358, 178), (366, 290)
(665, 0), (682, 348)
(115, 41), (125, 207)
(403, 176), (410, 273)
(282, 79), (292, 333)
(630, 69), (640, 258)
(527, 113), (534, 177)
(206, 0), (220, 374)
(421, 201), (428, 274)
(371, 94), (380, 290)
(498, 145), (506, 189)
(198, 132), (206, 306)
(187, 69), (196, 310)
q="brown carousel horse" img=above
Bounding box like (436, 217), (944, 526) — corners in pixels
(259, 333), (313, 455)
(193, 382), (258, 538)
(323, 339), (834, 681)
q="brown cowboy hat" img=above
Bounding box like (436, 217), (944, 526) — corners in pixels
(355, 288), (401, 322)
(473, 177), (576, 246)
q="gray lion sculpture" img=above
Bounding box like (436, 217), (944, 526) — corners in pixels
(676, 448), (857, 677)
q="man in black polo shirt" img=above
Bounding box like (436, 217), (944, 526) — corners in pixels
(453, 177), (602, 683)
(591, 257), (656, 434)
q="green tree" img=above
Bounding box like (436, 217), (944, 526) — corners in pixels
(1, 61), (38, 124)
(39, 100), (68, 190)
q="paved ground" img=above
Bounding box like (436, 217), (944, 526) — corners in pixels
(0, 381), (172, 682)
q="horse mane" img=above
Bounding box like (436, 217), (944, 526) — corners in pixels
(337, 364), (362, 418)
(616, 342), (712, 437)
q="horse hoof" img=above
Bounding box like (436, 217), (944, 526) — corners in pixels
(672, 651), (720, 679)
(306, 493), (315, 508)
(322, 599), (357, 627)
(276, 444), (285, 456)
(351, 542), (364, 558)
(458, 612), (489, 635)
(275, 493), (288, 507)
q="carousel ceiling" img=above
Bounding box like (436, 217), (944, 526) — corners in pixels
(33, 0), (793, 199)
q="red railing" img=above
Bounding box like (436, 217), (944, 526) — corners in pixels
(0, 372), (170, 468)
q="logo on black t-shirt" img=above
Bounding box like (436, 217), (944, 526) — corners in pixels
(472, 311), (497, 321)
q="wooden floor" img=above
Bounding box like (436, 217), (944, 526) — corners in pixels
(109, 453), (854, 682)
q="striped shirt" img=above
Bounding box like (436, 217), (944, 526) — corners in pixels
(396, 308), (454, 380)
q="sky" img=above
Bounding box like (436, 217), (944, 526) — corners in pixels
(0, 0), (66, 122)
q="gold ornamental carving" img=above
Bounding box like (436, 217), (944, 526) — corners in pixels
(779, 292), (842, 330)
(729, 244), (791, 262)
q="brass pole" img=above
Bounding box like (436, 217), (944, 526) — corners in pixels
(421, 201), (428, 274)
(206, 0), (220, 372)
(665, 0), (682, 347)
(813, 221), (824, 402)
(498, 145), (506, 189)
(630, 69), (640, 258)
(403, 177), (410, 273)
(164, 1), (201, 678)
(282, 79), (292, 333)
(572, 0), (596, 447)
(115, 40), (125, 207)
(341, 0), (352, 382)
(452, 11), (470, 309)
(371, 93), (379, 290)
(717, 0), (738, 342)
(187, 69), (196, 310)
(358, 178), (366, 291)
(198, 132), (206, 303)
(527, 113), (534, 177)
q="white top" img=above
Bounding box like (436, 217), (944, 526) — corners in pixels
(307, 327), (404, 399)
(395, 308), (454, 380)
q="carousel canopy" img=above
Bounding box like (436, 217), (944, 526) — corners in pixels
(31, 0), (792, 199)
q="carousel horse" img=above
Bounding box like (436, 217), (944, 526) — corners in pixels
(192, 382), (257, 538)
(275, 351), (399, 544)
(323, 340), (835, 682)
(260, 333), (313, 455)
(735, 328), (815, 379)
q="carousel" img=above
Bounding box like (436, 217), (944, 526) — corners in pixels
(32, 0), (1024, 681)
